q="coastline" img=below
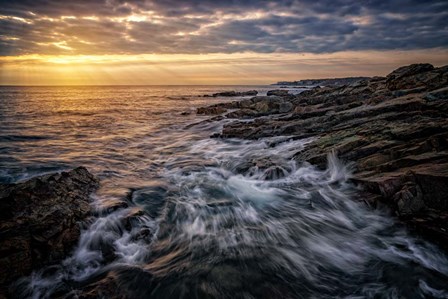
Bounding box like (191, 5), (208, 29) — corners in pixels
(1, 63), (447, 297)
(196, 63), (448, 249)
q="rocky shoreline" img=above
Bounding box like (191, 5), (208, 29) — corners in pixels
(274, 76), (371, 87)
(1, 63), (447, 297)
(196, 63), (448, 249)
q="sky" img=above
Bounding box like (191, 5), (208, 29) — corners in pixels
(0, 0), (447, 85)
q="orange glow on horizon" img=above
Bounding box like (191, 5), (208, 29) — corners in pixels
(1, 49), (448, 85)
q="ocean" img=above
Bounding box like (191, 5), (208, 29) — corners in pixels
(1, 86), (448, 298)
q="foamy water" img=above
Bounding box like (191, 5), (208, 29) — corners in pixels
(1, 86), (447, 299)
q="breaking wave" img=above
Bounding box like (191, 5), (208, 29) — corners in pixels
(15, 136), (448, 299)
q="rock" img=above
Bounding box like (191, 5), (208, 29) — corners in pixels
(210, 90), (258, 97)
(242, 90), (258, 96)
(267, 89), (289, 96)
(394, 180), (425, 215)
(0, 167), (99, 292)
(198, 95), (293, 119)
(251, 95), (282, 103)
(387, 63), (434, 82)
(254, 100), (273, 113)
(197, 106), (228, 115)
(226, 109), (258, 119)
(273, 77), (371, 87)
(198, 63), (448, 248)
(386, 63), (436, 91)
(424, 86), (448, 101)
(261, 166), (289, 180)
(279, 101), (293, 113)
(250, 96), (292, 114)
(76, 266), (155, 299)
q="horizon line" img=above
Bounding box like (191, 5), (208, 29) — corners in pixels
(0, 84), (279, 87)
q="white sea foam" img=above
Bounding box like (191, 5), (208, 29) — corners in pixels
(12, 107), (448, 298)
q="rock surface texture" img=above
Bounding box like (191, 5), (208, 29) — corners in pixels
(199, 63), (448, 249)
(0, 167), (99, 295)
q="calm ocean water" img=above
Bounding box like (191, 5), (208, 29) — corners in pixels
(1, 86), (448, 298)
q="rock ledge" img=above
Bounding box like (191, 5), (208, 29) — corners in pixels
(0, 167), (99, 292)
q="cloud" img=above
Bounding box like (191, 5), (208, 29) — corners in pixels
(0, 0), (447, 56)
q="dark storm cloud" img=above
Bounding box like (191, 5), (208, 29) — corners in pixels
(0, 0), (447, 55)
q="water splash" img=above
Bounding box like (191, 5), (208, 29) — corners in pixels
(2, 86), (447, 298)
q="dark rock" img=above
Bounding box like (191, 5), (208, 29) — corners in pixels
(197, 106), (228, 115)
(279, 101), (293, 113)
(198, 63), (448, 248)
(261, 166), (289, 180)
(209, 90), (258, 97)
(267, 89), (289, 96)
(273, 77), (371, 87)
(387, 63), (434, 82)
(386, 63), (436, 91)
(0, 167), (99, 292)
(76, 266), (155, 299)
(424, 86), (448, 101)
(226, 109), (258, 119)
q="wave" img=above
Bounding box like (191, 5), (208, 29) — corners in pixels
(14, 136), (448, 298)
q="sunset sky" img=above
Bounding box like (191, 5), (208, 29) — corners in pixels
(1, 0), (447, 85)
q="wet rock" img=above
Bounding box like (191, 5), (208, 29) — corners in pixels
(233, 157), (290, 179)
(198, 63), (448, 248)
(394, 180), (425, 215)
(226, 109), (258, 119)
(208, 90), (258, 97)
(424, 86), (448, 101)
(267, 89), (289, 96)
(279, 101), (293, 113)
(0, 167), (99, 293)
(261, 166), (289, 180)
(197, 106), (228, 115)
(251, 95), (282, 103)
(251, 96), (292, 114)
(76, 266), (155, 299)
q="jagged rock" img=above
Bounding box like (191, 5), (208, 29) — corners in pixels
(387, 63), (434, 81)
(199, 63), (448, 248)
(0, 167), (99, 292)
(386, 63), (436, 91)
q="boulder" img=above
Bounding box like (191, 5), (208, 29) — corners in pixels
(0, 167), (99, 292)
